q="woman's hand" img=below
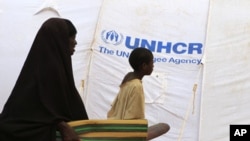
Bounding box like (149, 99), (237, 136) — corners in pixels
(57, 121), (80, 141)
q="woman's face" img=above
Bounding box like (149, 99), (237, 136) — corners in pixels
(69, 35), (77, 55)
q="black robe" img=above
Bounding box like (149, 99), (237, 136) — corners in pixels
(0, 18), (88, 141)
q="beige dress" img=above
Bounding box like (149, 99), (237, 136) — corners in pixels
(107, 79), (145, 119)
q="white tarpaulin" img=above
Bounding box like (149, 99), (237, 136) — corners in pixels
(199, 0), (250, 140)
(84, 0), (208, 141)
(0, 0), (250, 141)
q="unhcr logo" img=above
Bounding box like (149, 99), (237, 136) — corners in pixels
(101, 30), (123, 45)
(99, 30), (202, 65)
(101, 30), (203, 55)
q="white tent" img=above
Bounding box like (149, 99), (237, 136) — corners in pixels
(1, 0), (250, 140)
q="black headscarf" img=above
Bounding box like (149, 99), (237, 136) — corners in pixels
(0, 18), (88, 141)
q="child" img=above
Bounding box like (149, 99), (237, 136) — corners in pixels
(107, 47), (170, 140)
(107, 47), (154, 120)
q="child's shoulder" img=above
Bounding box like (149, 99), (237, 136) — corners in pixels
(121, 72), (135, 84)
(122, 79), (142, 88)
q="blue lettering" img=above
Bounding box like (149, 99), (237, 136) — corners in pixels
(173, 42), (187, 54)
(125, 36), (140, 49)
(116, 50), (130, 58)
(141, 39), (156, 52)
(157, 42), (172, 53)
(154, 57), (167, 63)
(188, 43), (202, 54)
(124, 36), (203, 54)
(99, 46), (114, 55)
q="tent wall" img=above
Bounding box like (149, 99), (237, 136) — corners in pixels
(84, 0), (208, 141)
(0, 0), (249, 141)
(199, 0), (250, 140)
(0, 0), (103, 110)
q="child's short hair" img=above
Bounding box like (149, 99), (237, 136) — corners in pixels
(129, 48), (153, 71)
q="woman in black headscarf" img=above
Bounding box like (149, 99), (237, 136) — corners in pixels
(0, 18), (88, 141)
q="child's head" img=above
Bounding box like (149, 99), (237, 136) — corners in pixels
(129, 48), (154, 75)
